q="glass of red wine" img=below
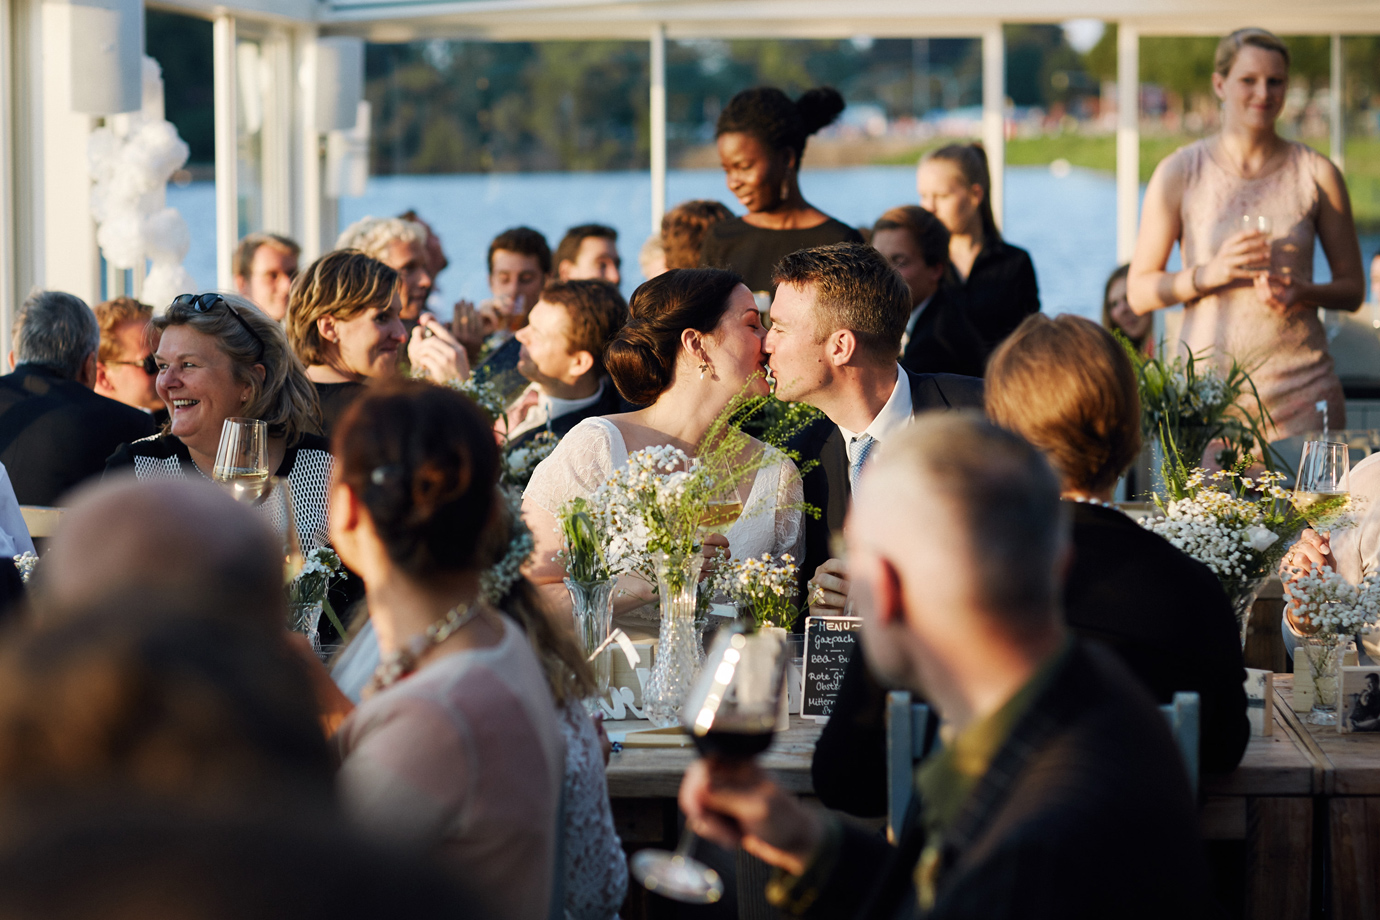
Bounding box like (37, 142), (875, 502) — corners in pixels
(629, 624), (788, 903)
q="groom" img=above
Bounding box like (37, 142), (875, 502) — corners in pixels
(763, 242), (984, 611)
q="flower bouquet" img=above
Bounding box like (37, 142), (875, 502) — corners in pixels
(713, 553), (806, 631)
(1141, 467), (1348, 645)
(1282, 566), (1380, 724)
(288, 546), (345, 653)
(12, 552), (37, 583)
(558, 497), (621, 702)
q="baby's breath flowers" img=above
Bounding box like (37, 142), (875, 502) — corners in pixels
(11, 552), (36, 583)
(713, 553), (804, 630)
(1283, 567), (1380, 638)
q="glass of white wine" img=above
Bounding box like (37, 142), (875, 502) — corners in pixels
(212, 418), (269, 501)
(1294, 439), (1350, 526)
(699, 497), (743, 536)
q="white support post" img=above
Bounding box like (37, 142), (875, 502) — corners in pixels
(0, 0), (15, 357)
(1116, 22), (1140, 265)
(1330, 33), (1344, 171)
(295, 25), (323, 262)
(213, 14), (237, 291)
(261, 27), (293, 236)
(650, 23), (667, 231)
(981, 26), (1004, 232)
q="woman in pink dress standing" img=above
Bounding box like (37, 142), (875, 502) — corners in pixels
(1128, 28), (1365, 441)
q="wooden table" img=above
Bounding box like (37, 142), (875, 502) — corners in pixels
(1273, 675), (1380, 918)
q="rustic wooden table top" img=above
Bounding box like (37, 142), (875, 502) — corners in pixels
(605, 716), (823, 799)
(1274, 674), (1380, 796)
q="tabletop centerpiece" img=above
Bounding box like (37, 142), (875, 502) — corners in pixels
(1282, 566), (1380, 724)
(288, 546), (344, 654)
(557, 496), (620, 706)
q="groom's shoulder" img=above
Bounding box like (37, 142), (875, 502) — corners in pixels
(907, 369), (985, 415)
(784, 411), (837, 459)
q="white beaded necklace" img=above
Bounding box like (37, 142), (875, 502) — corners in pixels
(367, 601), (481, 695)
(1061, 494), (1120, 512)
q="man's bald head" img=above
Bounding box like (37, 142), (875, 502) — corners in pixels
(34, 476), (286, 632)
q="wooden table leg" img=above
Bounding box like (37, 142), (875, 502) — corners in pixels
(1245, 797), (1313, 920)
(1330, 797), (1380, 919)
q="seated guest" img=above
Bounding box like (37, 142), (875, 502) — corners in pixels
(104, 293), (332, 554)
(33, 476), (288, 633)
(555, 224), (621, 285)
(488, 226), (552, 328)
(503, 280), (627, 448)
(233, 233), (300, 323)
(872, 206), (987, 378)
(93, 297), (164, 418)
(0, 290), (155, 505)
(334, 217), (433, 325)
(662, 199), (732, 271)
(1101, 264), (1152, 355)
(287, 251), (406, 436)
(680, 414), (1215, 919)
(330, 381), (564, 920)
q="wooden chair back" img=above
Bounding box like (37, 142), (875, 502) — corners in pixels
(1160, 691), (1201, 798)
(885, 690), (935, 844)
(19, 505), (61, 539)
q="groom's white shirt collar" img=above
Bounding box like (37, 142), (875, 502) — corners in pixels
(836, 364), (912, 445)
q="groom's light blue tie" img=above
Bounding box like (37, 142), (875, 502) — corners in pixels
(848, 433), (876, 494)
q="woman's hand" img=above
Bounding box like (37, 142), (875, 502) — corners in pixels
(1282, 528), (1331, 636)
(408, 313), (471, 383)
(809, 558), (850, 616)
(1255, 272), (1310, 313)
(1197, 229), (1271, 292)
(284, 631), (355, 737)
(451, 299), (502, 362)
(701, 533), (730, 579)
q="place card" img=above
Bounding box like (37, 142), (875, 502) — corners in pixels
(1337, 665), (1380, 733)
(1244, 668), (1273, 736)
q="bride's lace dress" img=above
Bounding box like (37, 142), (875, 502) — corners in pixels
(523, 417), (806, 612)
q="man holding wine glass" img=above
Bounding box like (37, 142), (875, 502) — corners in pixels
(677, 415), (1213, 918)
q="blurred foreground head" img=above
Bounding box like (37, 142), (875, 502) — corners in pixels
(847, 413), (1068, 691)
(32, 476), (286, 631)
(0, 804), (479, 920)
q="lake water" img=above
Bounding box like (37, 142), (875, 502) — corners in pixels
(168, 164), (1369, 325)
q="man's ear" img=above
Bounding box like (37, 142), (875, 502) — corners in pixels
(77, 352), (98, 389)
(873, 556), (906, 629)
(94, 361), (114, 394)
(827, 329), (858, 368)
(557, 260), (574, 282)
(233, 275), (250, 296)
(567, 349), (595, 380)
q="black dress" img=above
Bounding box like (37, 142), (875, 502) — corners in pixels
(811, 500), (1250, 818)
(700, 217), (863, 293)
(314, 381), (367, 438)
(944, 238), (1040, 349)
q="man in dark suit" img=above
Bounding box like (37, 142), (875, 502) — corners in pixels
(680, 416), (1215, 919)
(0, 290), (156, 505)
(503, 280), (628, 449)
(763, 243), (983, 608)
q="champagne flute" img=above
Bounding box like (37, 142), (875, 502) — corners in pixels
(1242, 214), (1273, 273)
(630, 624), (788, 904)
(213, 418), (269, 501)
(1293, 440), (1350, 527)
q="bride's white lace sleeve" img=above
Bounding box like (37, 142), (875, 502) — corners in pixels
(522, 419), (618, 513)
(771, 448), (805, 564)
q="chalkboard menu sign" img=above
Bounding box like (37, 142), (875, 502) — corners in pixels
(802, 615), (863, 718)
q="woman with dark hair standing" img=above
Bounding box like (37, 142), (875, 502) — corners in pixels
(701, 86), (863, 293)
(917, 144), (1040, 349)
(522, 268), (803, 627)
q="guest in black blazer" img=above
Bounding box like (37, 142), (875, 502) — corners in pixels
(681, 415), (1214, 919)
(872, 206), (987, 378)
(765, 242), (983, 619)
(813, 315), (1249, 816)
(0, 290), (156, 505)
(502, 279), (629, 449)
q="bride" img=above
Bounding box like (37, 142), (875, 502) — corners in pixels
(522, 268), (804, 627)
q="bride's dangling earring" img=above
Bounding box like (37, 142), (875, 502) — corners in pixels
(699, 362), (710, 380)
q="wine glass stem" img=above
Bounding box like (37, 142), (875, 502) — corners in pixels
(672, 823), (699, 859)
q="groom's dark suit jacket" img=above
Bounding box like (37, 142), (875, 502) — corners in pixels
(786, 368), (984, 615)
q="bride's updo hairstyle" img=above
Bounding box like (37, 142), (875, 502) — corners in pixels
(334, 380), (499, 577)
(604, 267), (744, 406)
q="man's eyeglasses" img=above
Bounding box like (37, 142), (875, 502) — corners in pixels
(170, 293), (266, 360)
(107, 355), (158, 375)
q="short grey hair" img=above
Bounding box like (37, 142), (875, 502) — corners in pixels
(333, 217), (428, 262)
(12, 289), (101, 380)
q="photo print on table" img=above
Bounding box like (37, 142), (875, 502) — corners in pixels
(1339, 666), (1380, 733)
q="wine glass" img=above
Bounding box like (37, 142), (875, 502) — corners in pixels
(1293, 440), (1350, 527)
(1242, 215), (1273, 272)
(630, 624), (788, 904)
(225, 473), (304, 581)
(212, 418), (269, 500)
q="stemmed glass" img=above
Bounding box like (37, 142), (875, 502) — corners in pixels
(212, 418), (269, 501)
(630, 624), (788, 904)
(1293, 440), (1350, 527)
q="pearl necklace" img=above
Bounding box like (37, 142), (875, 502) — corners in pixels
(367, 602), (481, 696)
(1062, 494), (1120, 512)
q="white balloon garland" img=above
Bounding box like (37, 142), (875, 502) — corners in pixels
(88, 56), (196, 310)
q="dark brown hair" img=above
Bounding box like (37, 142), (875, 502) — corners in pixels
(986, 314), (1142, 494)
(604, 268), (743, 406)
(287, 251), (399, 368)
(771, 242), (910, 362)
(1099, 264), (1144, 351)
(334, 380), (500, 579)
(553, 224), (617, 271)
(872, 206), (950, 269)
(539, 280), (628, 377)
(487, 226), (552, 276)
(923, 144), (1001, 244)
(716, 86), (844, 163)
(661, 200), (733, 270)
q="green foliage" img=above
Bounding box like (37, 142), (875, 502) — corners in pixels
(558, 497), (612, 584)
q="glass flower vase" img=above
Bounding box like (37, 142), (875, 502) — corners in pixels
(644, 551), (704, 727)
(1231, 576), (1270, 649)
(1301, 633), (1344, 725)
(565, 577), (616, 706)
(288, 598), (323, 654)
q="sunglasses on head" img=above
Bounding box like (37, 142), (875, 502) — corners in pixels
(170, 293), (266, 360)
